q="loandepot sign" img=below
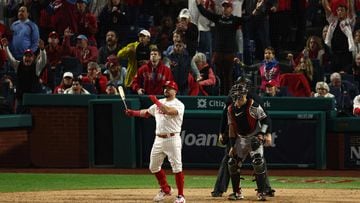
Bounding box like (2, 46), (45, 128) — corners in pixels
(181, 130), (218, 147)
(196, 98), (225, 109)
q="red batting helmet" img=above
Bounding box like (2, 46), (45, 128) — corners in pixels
(163, 80), (178, 91)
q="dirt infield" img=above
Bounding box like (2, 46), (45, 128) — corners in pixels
(0, 188), (359, 203)
(0, 168), (359, 202)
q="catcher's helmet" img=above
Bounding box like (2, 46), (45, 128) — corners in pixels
(229, 83), (248, 101)
(163, 80), (178, 91)
(235, 76), (252, 87)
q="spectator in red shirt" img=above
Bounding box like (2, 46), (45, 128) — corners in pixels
(62, 28), (98, 73)
(132, 47), (174, 95)
(46, 31), (63, 68)
(53, 71), (74, 94)
(81, 61), (108, 94)
(50, 0), (78, 36)
(75, 0), (98, 46)
(0, 21), (11, 39)
(191, 52), (216, 96)
(43, 31), (64, 89)
(0, 22), (10, 69)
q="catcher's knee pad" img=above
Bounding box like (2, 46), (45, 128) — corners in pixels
(228, 157), (242, 175)
(250, 136), (261, 151)
(252, 154), (266, 175)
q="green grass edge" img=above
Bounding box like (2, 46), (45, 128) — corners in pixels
(0, 173), (359, 193)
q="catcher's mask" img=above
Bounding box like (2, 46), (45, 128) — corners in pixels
(230, 83), (248, 102)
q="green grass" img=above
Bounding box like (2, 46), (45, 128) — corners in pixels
(0, 173), (359, 193)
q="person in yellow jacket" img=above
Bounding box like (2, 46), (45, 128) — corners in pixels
(117, 29), (152, 89)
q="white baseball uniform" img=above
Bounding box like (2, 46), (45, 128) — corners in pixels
(354, 95), (360, 109)
(354, 95), (360, 116)
(147, 97), (185, 173)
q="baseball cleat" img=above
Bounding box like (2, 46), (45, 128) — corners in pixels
(211, 191), (223, 197)
(174, 195), (186, 203)
(228, 191), (244, 200)
(266, 188), (275, 197)
(153, 187), (173, 202)
(256, 192), (266, 201)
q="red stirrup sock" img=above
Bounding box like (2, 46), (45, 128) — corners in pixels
(155, 169), (170, 193)
(175, 171), (184, 196)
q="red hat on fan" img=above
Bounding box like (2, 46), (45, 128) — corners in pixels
(48, 31), (59, 39)
(23, 49), (34, 56)
(105, 54), (119, 68)
(163, 80), (178, 91)
(221, 0), (233, 7)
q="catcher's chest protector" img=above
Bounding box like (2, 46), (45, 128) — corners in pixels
(230, 99), (257, 135)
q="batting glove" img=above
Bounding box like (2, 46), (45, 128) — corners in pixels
(125, 109), (141, 117)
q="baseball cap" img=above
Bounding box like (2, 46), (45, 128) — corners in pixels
(63, 72), (74, 78)
(77, 34), (88, 41)
(179, 8), (191, 19)
(105, 55), (119, 68)
(221, 0), (233, 7)
(265, 80), (279, 87)
(138, 29), (151, 38)
(48, 31), (59, 38)
(23, 49), (34, 56)
(163, 80), (178, 91)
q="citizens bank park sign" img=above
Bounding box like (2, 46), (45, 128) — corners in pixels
(196, 98), (225, 109)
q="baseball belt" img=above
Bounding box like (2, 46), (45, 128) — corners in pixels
(157, 133), (175, 138)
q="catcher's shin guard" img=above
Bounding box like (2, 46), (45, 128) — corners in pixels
(252, 154), (267, 193)
(228, 157), (241, 175)
(264, 174), (275, 196)
(228, 157), (242, 193)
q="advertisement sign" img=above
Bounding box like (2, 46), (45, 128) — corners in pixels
(140, 115), (318, 168)
(344, 134), (360, 168)
(268, 120), (316, 166)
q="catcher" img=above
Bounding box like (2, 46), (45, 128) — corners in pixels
(211, 76), (261, 198)
(227, 83), (274, 201)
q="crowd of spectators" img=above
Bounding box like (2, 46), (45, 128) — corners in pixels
(0, 0), (360, 116)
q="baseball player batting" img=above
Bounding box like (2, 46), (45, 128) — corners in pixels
(227, 83), (274, 201)
(125, 81), (186, 203)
